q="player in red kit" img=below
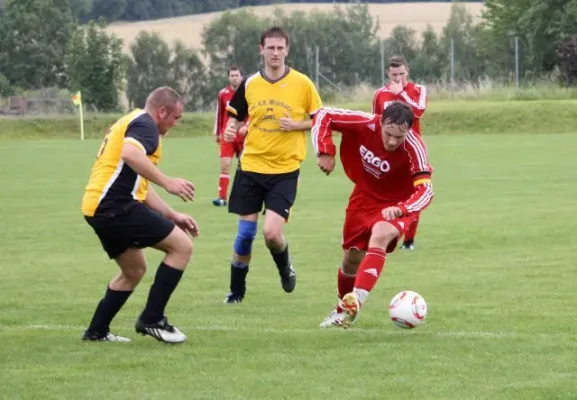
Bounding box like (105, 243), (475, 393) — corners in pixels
(373, 56), (427, 250)
(312, 102), (434, 328)
(213, 66), (247, 207)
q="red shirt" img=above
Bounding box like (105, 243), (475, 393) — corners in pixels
(372, 82), (427, 135)
(214, 86), (236, 136)
(312, 108), (433, 215)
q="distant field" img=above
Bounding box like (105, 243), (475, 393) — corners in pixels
(106, 2), (485, 53)
(2, 100), (576, 140)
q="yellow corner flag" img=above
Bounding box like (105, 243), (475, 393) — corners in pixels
(71, 91), (85, 140)
(72, 91), (82, 106)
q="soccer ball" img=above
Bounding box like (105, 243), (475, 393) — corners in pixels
(388, 290), (427, 329)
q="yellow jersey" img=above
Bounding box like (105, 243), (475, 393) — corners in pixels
(81, 109), (162, 216)
(226, 67), (322, 174)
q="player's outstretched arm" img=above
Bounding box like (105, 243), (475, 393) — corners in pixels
(312, 107), (375, 156)
(122, 144), (195, 202)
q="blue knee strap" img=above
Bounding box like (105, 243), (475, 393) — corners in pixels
(233, 220), (257, 256)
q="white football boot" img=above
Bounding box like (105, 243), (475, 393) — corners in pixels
(319, 309), (346, 328)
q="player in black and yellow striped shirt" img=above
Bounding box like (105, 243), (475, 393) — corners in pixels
(81, 87), (198, 344)
(222, 26), (323, 303)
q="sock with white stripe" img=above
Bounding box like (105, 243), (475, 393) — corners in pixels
(352, 247), (387, 305)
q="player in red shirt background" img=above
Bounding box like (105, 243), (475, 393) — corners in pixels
(373, 56), (427, 250)
(213, 66), (247, 207)
(312, 102), (434, 328)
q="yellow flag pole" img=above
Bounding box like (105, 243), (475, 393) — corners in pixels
(79, 101), (85, 141)
(72, 91), (84, 140)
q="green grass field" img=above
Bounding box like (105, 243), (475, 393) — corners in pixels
(1, 132), (576, 399)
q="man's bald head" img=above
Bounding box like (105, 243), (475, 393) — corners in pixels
(146, 86), (183, 110)
(145, 87), (184, 136)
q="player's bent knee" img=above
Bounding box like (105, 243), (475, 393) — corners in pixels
(123, 265), (146, 284)
(157, 227), (193, 260)
(341, 260), (360, 275)
(178, 235), (194, 259)
(233, 220), (257, 256)
(370, 222), (400, 249)
(262, 211), (285, 245)
(262, 225), (282, 246)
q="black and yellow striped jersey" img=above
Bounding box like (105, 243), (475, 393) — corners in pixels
(81, 109), (162, 216)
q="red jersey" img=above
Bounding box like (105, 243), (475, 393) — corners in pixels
(214, 86), (236, 137)
(312, 107), (433, 215)
(372, 82), (427, 135)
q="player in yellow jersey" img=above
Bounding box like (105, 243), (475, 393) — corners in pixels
(81, 87), (199, 344)
(222, 26), (322, 303)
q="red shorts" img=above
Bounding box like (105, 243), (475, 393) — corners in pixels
(341, 208), (415, 253)
(220, 134), (244, 158)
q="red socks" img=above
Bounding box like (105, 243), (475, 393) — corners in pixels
(218, 174), (229, 200)
(336, 247), (387, 310)
(353, 247), (386, 304)
(337, 267), (356, 312)
(405, 212), (420, 241)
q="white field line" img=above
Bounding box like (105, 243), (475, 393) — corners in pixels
(0, 324), (537, 339)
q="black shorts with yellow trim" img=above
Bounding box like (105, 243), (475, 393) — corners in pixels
(228, 168), (299, 221)
(85, 201), (175, 259)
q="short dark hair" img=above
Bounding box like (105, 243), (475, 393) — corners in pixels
(260, 26), (290, 47)
(380, 102), (414, 129)
(228, 65), (242, 75)
(146, 86), (183, 109)
(388, 55), (408, 69)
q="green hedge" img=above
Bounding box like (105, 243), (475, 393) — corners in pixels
(1, 100), (576, 140)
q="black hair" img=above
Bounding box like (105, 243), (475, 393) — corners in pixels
(380, 101), (414, 129)
(228, 65), (242, 75)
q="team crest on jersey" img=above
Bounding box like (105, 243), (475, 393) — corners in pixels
(360, 145), (390, 178)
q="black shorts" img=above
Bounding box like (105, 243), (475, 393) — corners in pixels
(228, 168), (299, 221)
(85, 201), (175, 259)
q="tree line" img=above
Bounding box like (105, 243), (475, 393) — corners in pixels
(59, 0), (471, 23)
(1, 0), (577, 112)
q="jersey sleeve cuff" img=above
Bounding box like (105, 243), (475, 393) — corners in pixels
(397, 204), (409, 216)
(316, 143), (336, 157)
(124, 137), (146, 153)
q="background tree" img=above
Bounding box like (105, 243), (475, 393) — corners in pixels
(66, 19), (125, 111)
(126, 32), (173, 108)
(168, 41), (210, 111)
(411, 25), (444, 83)
(0, 0), (76, 89)
(126, 32), (208, 110)
(555, 35), (577, 86)
(439, 2), (485, 82)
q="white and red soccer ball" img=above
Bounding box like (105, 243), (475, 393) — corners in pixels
(388, 290), (427, 329)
